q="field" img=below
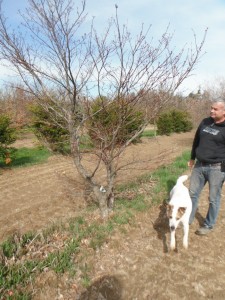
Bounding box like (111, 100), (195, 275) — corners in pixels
(0, 130), (193, 242)
(1, 130), (225, 299)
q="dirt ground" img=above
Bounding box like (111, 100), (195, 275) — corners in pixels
(2, 131), (225, 299)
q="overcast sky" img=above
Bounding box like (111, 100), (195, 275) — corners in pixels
(1, 0), (225, 95)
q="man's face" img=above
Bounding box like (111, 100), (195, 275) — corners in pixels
(210, 102), (225, 122)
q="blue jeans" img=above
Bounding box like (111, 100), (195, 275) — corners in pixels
(189, 161), (225, 228)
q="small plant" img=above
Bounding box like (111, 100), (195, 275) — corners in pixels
(1, 232), (36, 259)
(2, 238), (18, 258)
(21, 232), (35, 247)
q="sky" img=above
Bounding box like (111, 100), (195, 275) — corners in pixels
(1, 0), (225, 96)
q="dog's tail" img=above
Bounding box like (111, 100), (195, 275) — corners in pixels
(177, 175), (189, 184)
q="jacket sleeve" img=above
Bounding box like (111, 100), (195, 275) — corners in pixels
(190, 123), (202, 160)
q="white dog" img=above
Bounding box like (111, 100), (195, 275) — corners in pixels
(167, 175), (192, 251)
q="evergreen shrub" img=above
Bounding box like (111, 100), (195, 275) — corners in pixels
(30, 104), (69, 153)
(87, 98), (145, 146)
(156, 109), (193, 135)
(0, 114), (17, 163)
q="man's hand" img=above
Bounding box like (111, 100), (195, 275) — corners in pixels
(188, 159), (195, 168)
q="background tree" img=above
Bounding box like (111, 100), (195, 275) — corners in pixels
(0, 0), (207, 218)
(0, 85), (33, 128)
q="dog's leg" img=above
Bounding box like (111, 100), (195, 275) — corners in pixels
(170, 230), (176, 250)
(183, 222), (189, 249)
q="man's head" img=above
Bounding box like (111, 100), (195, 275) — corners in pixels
(210, 98), (225, 123)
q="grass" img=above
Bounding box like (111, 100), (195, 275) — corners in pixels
(0, 149), (191, 298)
(116, 194), (147, 212)
(80, 135), (94, 150)
(0, 128), (154, 170)
(151, 150), (190, 195)
(115, 150), (190, 209)
(0, 134), (92, 169)
(0, 147), (51, 168)
(140, 129), (157, 138)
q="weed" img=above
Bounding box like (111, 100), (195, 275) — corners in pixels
(80, 263), (91, 288)
(21, 232), (36, 247)
(1, 238), (17, 259)
(111, 211), (133, 225)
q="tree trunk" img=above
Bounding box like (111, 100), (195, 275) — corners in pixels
(93, 186), (109, 219)
(107, 189), (114, 212)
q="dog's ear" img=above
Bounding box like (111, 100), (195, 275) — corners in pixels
(178, 207), (186, 214)
(176, 207), (187, 220)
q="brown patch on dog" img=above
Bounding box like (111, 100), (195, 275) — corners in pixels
(167, 205), (187, 220)
(167, 204), (173, 219)
(177, 207), (186, 220)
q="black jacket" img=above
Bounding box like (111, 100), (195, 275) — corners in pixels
(191, 117), (225, 163)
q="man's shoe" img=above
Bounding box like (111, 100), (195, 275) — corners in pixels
(195, 226), (212, 236)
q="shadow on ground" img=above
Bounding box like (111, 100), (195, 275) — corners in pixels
(77, 275), (123, 300)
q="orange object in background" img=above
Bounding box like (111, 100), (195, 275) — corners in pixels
(5, 153), (12, 164)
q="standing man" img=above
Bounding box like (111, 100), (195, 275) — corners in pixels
(188, 99), (225, 235)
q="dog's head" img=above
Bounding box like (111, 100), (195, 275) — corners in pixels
(167, 204), (187, 231)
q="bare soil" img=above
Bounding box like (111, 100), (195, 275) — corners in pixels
(2, 131), (225, 299)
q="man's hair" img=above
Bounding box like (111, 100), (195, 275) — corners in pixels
(212, 97), (225, 108)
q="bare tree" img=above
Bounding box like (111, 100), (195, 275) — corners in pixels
(0, 85), (33, 127)
(0, 0), (207, 218)
(202, 76), (225, 100)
